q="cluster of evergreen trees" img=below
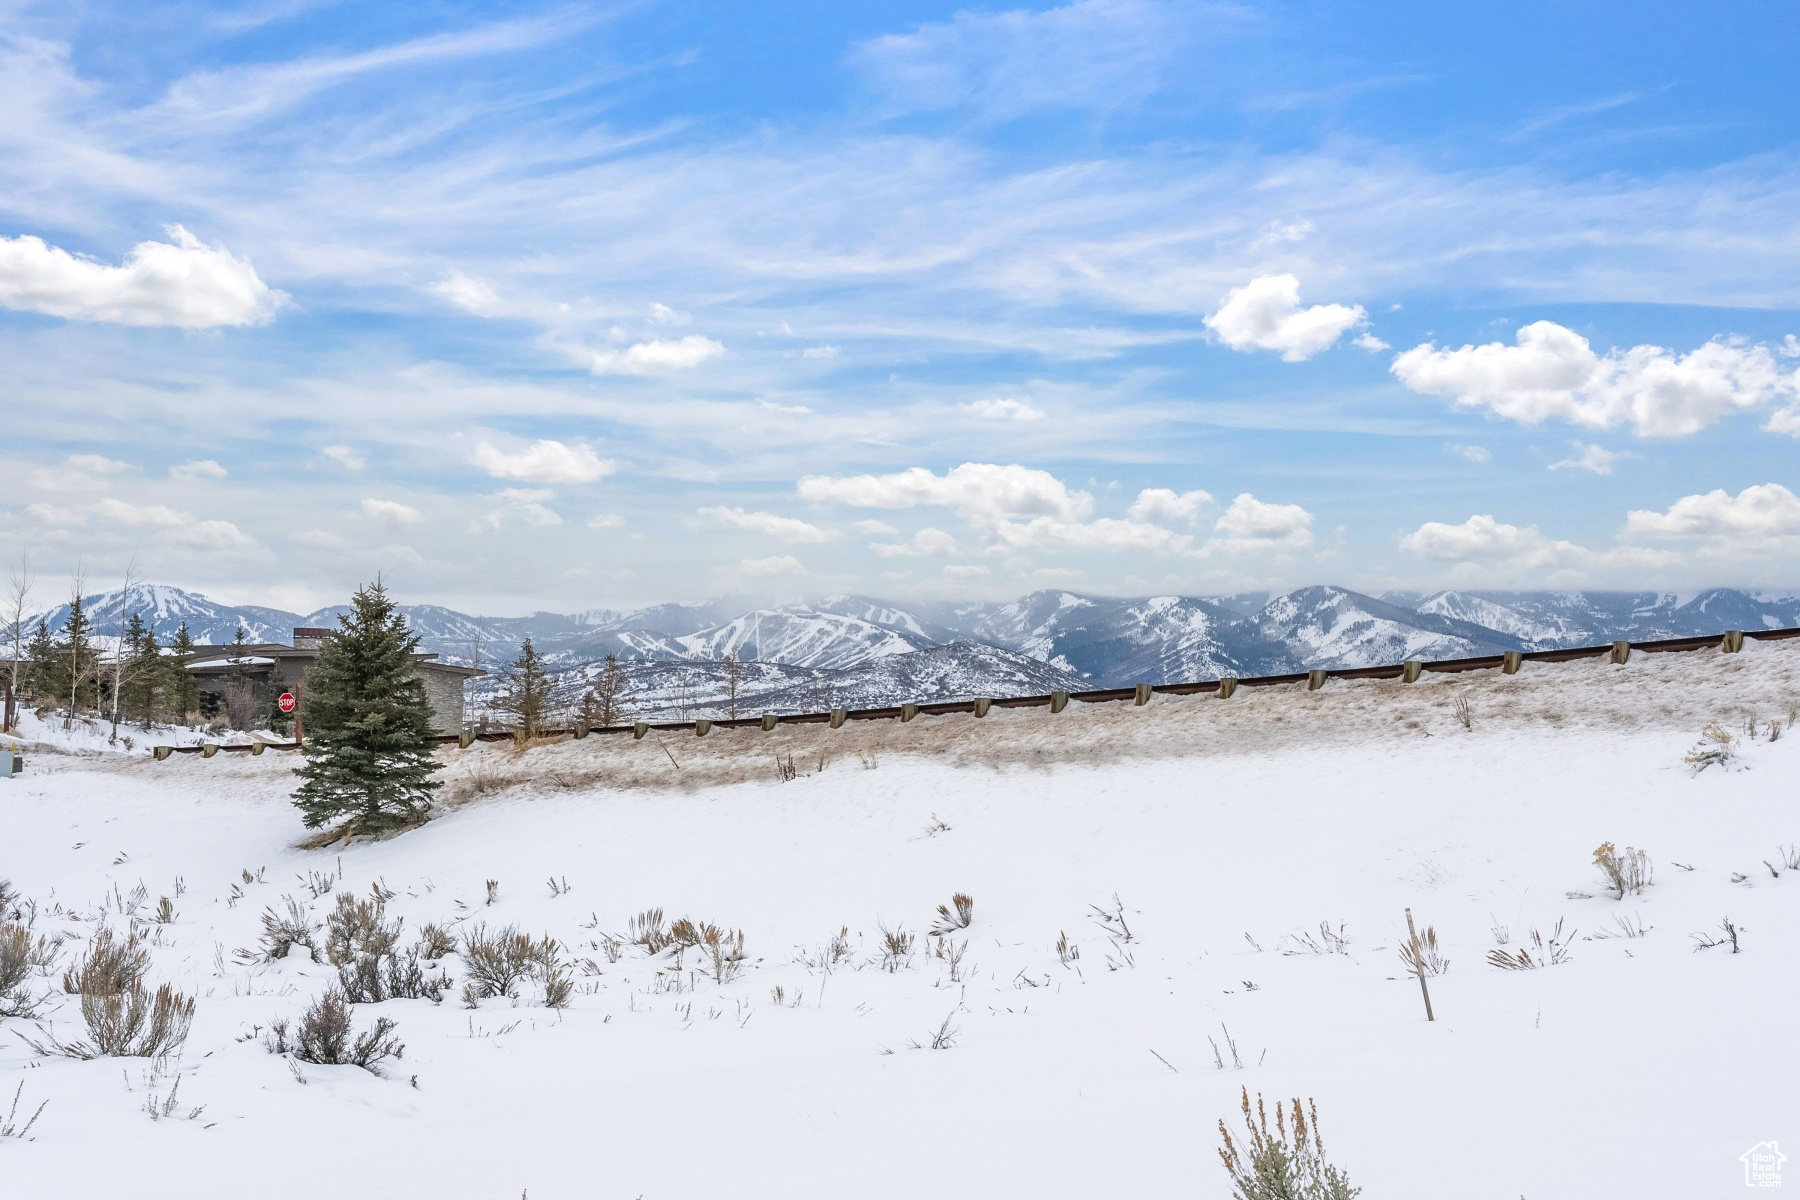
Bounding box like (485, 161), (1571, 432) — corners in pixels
(14, 595), (205, 727)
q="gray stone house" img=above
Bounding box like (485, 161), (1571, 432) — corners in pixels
(185, 627), (482, 733)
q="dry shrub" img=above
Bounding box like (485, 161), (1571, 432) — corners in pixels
(338, 947), (445, 1004)
(1055, 930), (1080, 967)
(62, 926), (149, 995)
(1283, 922), (1349, 956)
(878, 923), (914, 972)
(1397, 924), (1448, 977)
(324, 889), (403, 967)
(628, 908), (670, 955)
(1593, 842), (1652, 899)
(1487, 919), (1575, 970)
(417, 923), (456, 960)
(266, 988), (404, 1075)
(931, 893), (974, 935)
(1684, 720), (1735, 771)
(252, 897), (317, 963)
(0, 924), (60, 1018)
(1217, 1088), (1359, 1200)
(31, 984), (196, 1062)
(459, 923), (562, 1005)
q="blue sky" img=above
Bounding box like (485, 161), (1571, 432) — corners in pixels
(2, 0), (1798, 614)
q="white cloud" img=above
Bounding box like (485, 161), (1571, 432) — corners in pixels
(648, 302), (690, 325)
(739, 555), (803, 577)
(1202, 274), (1367, 361)
(1623, 484), (1800, 540)
(758, 399), (813, 415)
(29, 495), (257, 551)
(294, 528), (349, 550)
(1400, 513), (1679, 575)
(322, 445), (366, 470)
(1206, 493), (1315, 553)
(360, 498), (424, 526)
(0, 225), (285, 327)
(1400, 514), (1586, 568)
(1549, 442), (1619, 475)
(800, 345), (838, 359)
(589, 335), (724, 374)
(798, 462), (1092, 526)
(698, 506), (837, 544)
(471, 439), (613, 484)
(1126, 487), (1212, 525)
(870, 527), (959, 557)
(169, 459), (227, 482)
(853, 519), (898, 535)
(941, 564), (990, 580)
(587, 513), (625, 530)
(993, 516), (1192, 554)
(1446, 443), (1491, 464)
(1353, 332), (1389, 352)
(32, 453), (130, 491)
(429, 271), (500, 315)
(1391, 321), (1800, 437)
(965, 398), (1044, 421)
(470, 489), (561, 531)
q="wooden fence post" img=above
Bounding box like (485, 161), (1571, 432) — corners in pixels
(901, 704), (919, 722)
(1502, 651), (1522, 675)
(1307, 669), (1327, 691)
(1402, 661), (1422, 683)
(694, 719), (711, 737)
(200, 743), (218, 758)
(573, 723), (589, 739)
(1722, 630), (1744, 653)
(1133, 683), (1152, 706)
(250, 742), (264, 756)
(1610, 640), (1631, 665)
(1049, 691), (1068, 713)
(459, 729), (474, 749)
(632, 721), (649, 740)
(1217, 677), (1237, 699)
(153, 746), (172, 761)
(1405, 908), (1435, 1022)
(829, 708), (847, 729)
(972, 697), (991, 718)
(761, 713), (779, 731)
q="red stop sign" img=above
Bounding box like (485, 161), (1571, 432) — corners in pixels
(277, 693), (296, 713)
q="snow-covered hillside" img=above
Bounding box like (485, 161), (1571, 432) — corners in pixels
(2, 641), (1795, 1198)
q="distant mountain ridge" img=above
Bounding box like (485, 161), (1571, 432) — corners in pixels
(22, 583), (1800, 719)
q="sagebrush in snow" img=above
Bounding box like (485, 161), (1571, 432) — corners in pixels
(1683, 721), (1735, 772)
(931, 893), (974, 935)
(1397, 922), (1448, 977)
(267, 988), (404, 1075)
(62, 925), (149, 995)
(1217, 1089), (1360, 1200)
(417, 922), (456, 960)
(0, 923), (60, 1018)
(324, 889), (404, 967)
(1692, 917), (1742, 954)
(1592, 843), (1652, 899)
(248, 897), (317, 963)
(1487, 919), (1574, 970)
(1284, 922), (1350, 956)
(628, 908), (671, 955)
(459, 923), (562, 1005)
(31, 983), (196, 1062)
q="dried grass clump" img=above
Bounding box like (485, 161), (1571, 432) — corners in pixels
(931, 893), (974, 935)
(62, 926), (150, 995)
(417, 922), (456, 960)
(1283, 922), (1349, 956)
(1487, 919), (1575, 970)
(1397, 923), (1448, 977)
(1684, 720), (1735, 771)
(628, 908), (671, 955)
(1217, 1088), (1359, 1200)
(1592, 842), (1652, 899)
(266, 988), (404, 1075)
(878, 923), (914, 972)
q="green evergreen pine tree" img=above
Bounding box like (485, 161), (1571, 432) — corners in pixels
(25, 620), (56, 701)
(290, 580), (441, 833)
(167, 623), (199, 723)
(120, 612), (159, 726)
(501, 637), (552, 738)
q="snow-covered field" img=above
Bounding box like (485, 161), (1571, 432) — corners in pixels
(3, 642), (1797, 1198)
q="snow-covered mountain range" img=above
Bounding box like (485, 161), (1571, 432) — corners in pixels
(19, 583), (1800, 718)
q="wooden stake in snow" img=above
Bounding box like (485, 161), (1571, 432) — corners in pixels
(1405, 908), (1435, 1022)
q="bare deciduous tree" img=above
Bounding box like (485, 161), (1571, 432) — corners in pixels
(3, 553), (33, 733)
